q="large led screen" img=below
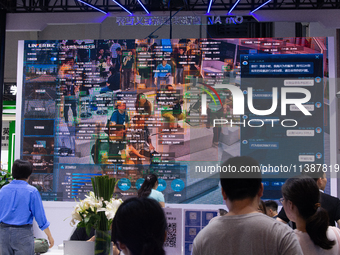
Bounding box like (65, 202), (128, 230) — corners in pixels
(17, 37), (331, 203)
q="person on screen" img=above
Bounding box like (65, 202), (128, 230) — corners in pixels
(223, 60), (234, 84)
(207, 96), (233, 147)
(122, 50), (134, 90)
(110, 101), (129, 126)
(281, 176), (340, 254)
(161, 85), (185, 130)
(175, 47), (186, 84)
(126, 114), (156, 165)
(135, 93), (152, 116)
(137, 174), (165, 207)
(111, 197), (167, 255)
(192, 156), (303, 255)
(154, 59), (171, 90)
(60, 57), (79, 126)
(110, 40), (121, 64)
(100, 66), (121, 94)
(113, 47), (123, 73)
(96, 48), (107, 62)
(0, 159), (54, 254)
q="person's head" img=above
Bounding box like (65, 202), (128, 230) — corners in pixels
(179, 48), (185, 54)
(99, 48), (104, 54)
(116, 101), (126, 113)
(12, 159), (33, 180)
(301, 165), (327, 191)
(282, 176), (335, 250)
(258, 200), (267, 214)
(137, 174), (158, 198)
(218, 208), (228, 216)
(136, 93), (147, 105)
(162, 59), (167, 66)
(264, 200), (278, 217)
(220, 156), (263, 203)
(111, 197), (167, 255)
(109, 66), (116, 75)
(135, 93), (151, 116)
(116, 47), (122, 55)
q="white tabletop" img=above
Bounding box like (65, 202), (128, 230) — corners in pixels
(45, 248), (63, 255)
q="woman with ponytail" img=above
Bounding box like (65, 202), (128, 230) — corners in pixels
(111, 197), (167, 255)
(137, 174), (165, 207)
(281, 176), (340, 254)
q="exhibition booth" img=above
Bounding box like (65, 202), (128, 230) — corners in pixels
(1, 7), (340, 254)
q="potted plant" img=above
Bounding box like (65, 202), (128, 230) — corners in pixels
(70, 175), (122, 255)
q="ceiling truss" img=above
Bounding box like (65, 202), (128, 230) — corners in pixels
(0, 0), (339, 13)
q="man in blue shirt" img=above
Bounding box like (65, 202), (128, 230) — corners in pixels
(0, 159), (54, 255)
(110, 101), (129, 125)
(154, 59), (171, 90)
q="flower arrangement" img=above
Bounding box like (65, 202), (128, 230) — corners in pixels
(70, 176), (122, 235)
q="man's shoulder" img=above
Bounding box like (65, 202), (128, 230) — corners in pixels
(198, 213), (290, 236)
(321, 192), (340, 204)
(193, 214), (302, 255)
(3, 182), (38, 193)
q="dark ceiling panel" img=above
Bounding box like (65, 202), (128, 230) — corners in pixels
(0, 0), (339, 13)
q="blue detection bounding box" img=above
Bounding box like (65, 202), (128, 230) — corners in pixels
(241, 54), (323, 77)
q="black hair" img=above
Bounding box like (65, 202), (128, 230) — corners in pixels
(282, 177), (335, 250)
(264, 200), (278, 212)
(218, 209), (228, 216)
(12, 159), (33, 179)
(220, 156), (262, 202)
(111, 197), (166, 255)
(258, 200), (267, 214)
(137, 174), (158, 198)
(135, 93), (151, 116)
(116, 47), (122, 52)
(301, 164), (325, 182)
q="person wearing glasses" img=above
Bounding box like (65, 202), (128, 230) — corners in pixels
(281, 176), (340, 254)
(277, 169), (340, 227)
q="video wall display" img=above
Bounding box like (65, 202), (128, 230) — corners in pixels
(18, 37), (330, 202)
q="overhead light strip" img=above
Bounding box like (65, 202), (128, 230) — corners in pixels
(228, 0), (241, 14)
(207, 0), (213, 14)
(77, 0), (107, 14)
(137, 0), (150, 14)
(111, 0), (132, 15)
(250, 0), (272, 13)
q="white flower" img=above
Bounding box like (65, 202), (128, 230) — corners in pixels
(69, 191), (123, 228)
(70, 209), (82, 226)
(84, 192), (103, 211)
(104, 198), (123, 220)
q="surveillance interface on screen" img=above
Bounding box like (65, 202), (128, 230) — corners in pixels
(19, 37), (329, 203)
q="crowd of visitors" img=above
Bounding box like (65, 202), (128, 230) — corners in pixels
(2, 157), (340, 255)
